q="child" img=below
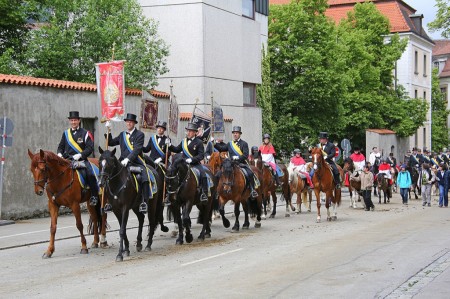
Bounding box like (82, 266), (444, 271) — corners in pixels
(397, 164), (412, 205)
(351, 163), (375, 211)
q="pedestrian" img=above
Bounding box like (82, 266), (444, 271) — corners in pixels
(351, 163), (375, 211)
(435, 163), (449, 208)
(421, 163), (435, 207)
(397, 164), (412, 205)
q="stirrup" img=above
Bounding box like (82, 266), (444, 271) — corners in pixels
(89, 196), (98, 206)
(164, 195), (171, 206)
(200, 192), (208, 202)
(139, 202), (148, 214)
(103, 203), (112, 213)
(335, 183), (341, 189)
(251, 190), (258, 198)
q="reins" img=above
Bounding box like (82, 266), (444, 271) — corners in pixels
(34, 159), (74, 201)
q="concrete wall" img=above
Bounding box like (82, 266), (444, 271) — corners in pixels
(0, 84), (167, 219)
(365, 131), (410, 164)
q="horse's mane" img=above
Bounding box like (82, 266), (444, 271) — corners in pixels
(170, 153), (185, 170)
(344, 157), (353, 164)
(42, 150), (70, 166)
(222, 158), (233, 176)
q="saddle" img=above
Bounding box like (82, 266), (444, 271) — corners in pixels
(127, 165), (158, 194)
(237, 164), (260, 189)
(191, 166), (214, 196)
(74, 162), (99, 190)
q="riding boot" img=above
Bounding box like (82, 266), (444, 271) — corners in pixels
(334, 173), (341, 189)
(274, 174), (281, 187)
(87, 175), (99, 206)
(250, 175), (258, 198)
(103, 201), (112, 213)
(200, 177), (208, 202)
(139, 183), (150, 214)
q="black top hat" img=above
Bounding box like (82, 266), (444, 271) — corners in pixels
(318, 132), (328, 139)
(68, 111), (80, 119)
(185, 122), (198, 131)
(156, 120), (167, 130)
(124, 113), (138, 123)
(412, 147), (418, 151)
(232, 126), (242, 133)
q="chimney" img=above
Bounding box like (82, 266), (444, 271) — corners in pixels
(409, 14), (423, 33)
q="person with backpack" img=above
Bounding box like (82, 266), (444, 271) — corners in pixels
(397, 164), (412, 205)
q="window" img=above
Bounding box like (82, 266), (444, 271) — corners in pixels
(255, 0), (268, 16)
(415, 89), (418, 98)
(242, 0), (254, 19)
(414, 50), (418, 74)
(423, 128), (426, 148)
(243, 83), (256, 106)
(423, 91), (426, 100)
(423, 54), (427, 76)
(441, 87), (448, 104)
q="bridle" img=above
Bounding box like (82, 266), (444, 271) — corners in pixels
(99, 158), (130, 199)
(165, 162), (191, 195)
(33, 158), (73, 201)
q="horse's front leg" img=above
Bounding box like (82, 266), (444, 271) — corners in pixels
(172, 205), (184, 245)
(71, 202), (88, 254)
(314, 189), (321, 223)
(232, 201), (240, 232)
(100, 211), (108, 248)
(145, 197), (159, 251)
(133, 207), (145, 252)
(270, 190), (277, 218)
(182, 202), (193, 244)
(219, 199), (230, 228)
(378, 186), (382, 204)
(261, 192), (268, 220)
(43, 201), (59, 258)
(116, 210), (130, 262)
(326, 191), (333, 221)
(242, 199), (250, 229)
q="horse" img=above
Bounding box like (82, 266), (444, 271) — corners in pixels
(207, 151), (229, 220)
(310, 147), (344, 222)
(376, 173), (392, 204)
(288, 164), (312, 214)
(28, 149), (107, 258)
(342, 158), (362, 209)
(408, 166), (421, 199)
(217, 158), (263, 231)
(165, 153), (215, 245)
(98, 147), (161, 261)
(391, 166), (399, 193)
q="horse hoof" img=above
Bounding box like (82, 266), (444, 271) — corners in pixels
(223, 218), (231, 228)
(308, 209), (311, 212)
(185, 234), (193, 243)
(327, 217), (332, 222)
(295, 211), (300, 215)
(91, 243), (99, 249)
(100, 242), (109, 249)
(332, 216), (337, 221)
(136, 244), (143, 252)
(80, 248), (89, 254)
(124, 250), (130, 257)
(205, 233), (211, 238)
(242, 225), (249, 230)
(176, 239), (184, 245)
(231, 226), (239, 233)
(291, 207), (296, 212)
(144, 246), (152, 252)
(42, 252), (52, 259)
(116, 255), (123, 262)
(171, 231), (178, 238)
(160, 225), (169, 233)
(261, 215), (266, 220)
(285, 213), (290, 217)
(197, 235), (205, 241)
(255, 222), (261, 228)
(269, 214), (275, 219)
(316, 218), (321, 223)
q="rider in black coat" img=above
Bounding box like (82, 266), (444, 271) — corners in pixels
(318, 132), (341, 188)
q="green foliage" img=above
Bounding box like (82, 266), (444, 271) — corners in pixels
(431, 68), (449, 150)
(1, 0), (169, 88)
(256, 47), (275, 137)
(428, 0), (450, 38)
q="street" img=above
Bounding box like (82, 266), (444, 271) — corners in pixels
(1, 191), (450, 298)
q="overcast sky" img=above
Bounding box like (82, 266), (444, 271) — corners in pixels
(403, 0), (443, 39)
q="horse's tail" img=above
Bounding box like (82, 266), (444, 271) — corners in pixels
(88, 200), (103, 235)
(248, 198), (260, 216)
(335, 188), (342, 206)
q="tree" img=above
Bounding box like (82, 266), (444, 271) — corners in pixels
(269, 0), (347, 153)
(256, 46), (275, 138)
(6, 0), (169, 89)
(428, 0), (450, 38)
(431, 68), (449, 150)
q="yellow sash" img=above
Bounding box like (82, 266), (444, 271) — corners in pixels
(66, 129), (83, 153)
(230, 141), (243, 156)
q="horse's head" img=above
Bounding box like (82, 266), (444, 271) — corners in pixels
(311, 147), (325, 171)
(28, 149), (68, 196)
(98, 147), (118, 188)
(165, 153), (187, 194)
(343, 158), (354, 172)
(209, 152), (228, 174)
(220, 158), (234, 194)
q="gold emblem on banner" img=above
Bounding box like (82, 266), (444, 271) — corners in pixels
(104, 82), (119, 104)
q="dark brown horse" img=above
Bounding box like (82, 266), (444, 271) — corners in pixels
(376, 173), (391, 204)
(165, 153), (215, 244)
(310, 147), (344, 222)
(342, 158), (362, 209)
(217, 158), (263, 231)
(98, 147), (162, 261)
(28, 149), (107, 258)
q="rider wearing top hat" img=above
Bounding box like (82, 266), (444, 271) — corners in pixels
(168, 122), (208, 202)
(57, 111), (99, 206)
(214, 126), (258, 198)
(408, 147), (420, 170)
(143, 120), (170, 165)
(318, 132), (342, 188)
(105, 113), (152, 213)
(259, 133), (281, 186)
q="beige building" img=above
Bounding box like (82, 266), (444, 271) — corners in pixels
(432, 40), (450, 130)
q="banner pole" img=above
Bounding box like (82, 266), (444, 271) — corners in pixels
(210, 92), (215, 141)
(162, 81), (174, 205)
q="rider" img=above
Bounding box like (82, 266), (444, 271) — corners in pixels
(204, 136), (218, 163)
(369, 147), (381, 172)
(421, 148), (432, 166)
(387, 152), (397, 168)
(168, 122), (208, 202)
(214, 126), (258, 198)
(349, 146), (366, 172)
(258, 133), (281, 186)
(143, 120), (170, 165)
(378, 157), (393, 186)
(318, 132), (341, 189)
(408, 147), (420, 170)
(57, 111), (99, 206)
(289, 149), (314, 189)
(105, 113), (152, 213)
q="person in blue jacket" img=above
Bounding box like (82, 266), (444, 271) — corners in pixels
(435, 162), (449, 207)
(396, 164), (412, 205)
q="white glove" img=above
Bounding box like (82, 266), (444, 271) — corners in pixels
(210, 136), (214, 142)
(155, 157), (162, 164)
(73, 153), (82, 161)
(232, 156), (239, 160)
(415, 164), (419, 168)
(165, 138), (171, 145)
(186, 158), (192, 164)
(206, 155), (211, 160)
(121, 158), (129, 167)
(105, 121), (111, 129)
(57, 153), (63, 158)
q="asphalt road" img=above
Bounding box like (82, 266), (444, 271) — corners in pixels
(1, 191), (450, 298)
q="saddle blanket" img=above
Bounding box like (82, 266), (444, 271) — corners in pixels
(76, 163), (99, 189)
(264, 163), (284, 177)
(239, 167), (261, 189)
(191, 166), (214, 196)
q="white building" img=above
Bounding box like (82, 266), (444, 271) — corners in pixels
(432, 40), (450, 130)
(139, 0), (269, 146)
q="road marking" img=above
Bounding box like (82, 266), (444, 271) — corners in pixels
(181, 248), (243, 267)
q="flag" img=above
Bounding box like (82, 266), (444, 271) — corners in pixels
(95, 60), (125, 122)
(140, 90), (158, 129)
(191, 107), (211, 143)
(169, 95), (179, 134)
(212, 101), (224, 133)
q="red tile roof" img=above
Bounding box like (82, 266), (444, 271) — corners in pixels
(433, 40), (450, 56)
(366, 128), (396, 134)
(439, 60), (450, 79)
(0, 74), (170, 98)
(179, 112), (233, 122)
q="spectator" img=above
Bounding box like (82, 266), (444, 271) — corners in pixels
(421, 163), (435, 207)
(351, 163), (375, 211)
(435, 163), (449, 208)
(397, 164), (412, 205)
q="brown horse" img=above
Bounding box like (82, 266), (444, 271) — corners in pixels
(310, 147), (344, 222)
(207, 151), (228, 220)
(376, 173), (391, 204)
(288, 162), (312, 214)
(342, 158), (362, 209)
(217, 158), (263, 231)
(28, 149), (107, 258)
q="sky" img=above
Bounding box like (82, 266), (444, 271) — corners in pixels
(403, 0), (443, 39)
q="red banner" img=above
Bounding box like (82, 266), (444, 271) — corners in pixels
(95, 61), (125, 121)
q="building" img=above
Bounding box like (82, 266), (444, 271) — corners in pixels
(271, 0), (434, 151)
(139, 0), (269, 146)
(432, 39), (450, 129)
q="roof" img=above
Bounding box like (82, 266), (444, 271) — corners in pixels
(0, 74), (170, 98)
(439, 60), (450, 79)
(366, 128), (396, 134)
(433, 40), (450, 56)
(179, 112), (233, 122)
